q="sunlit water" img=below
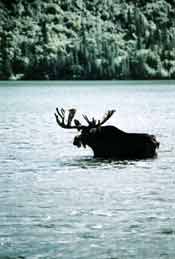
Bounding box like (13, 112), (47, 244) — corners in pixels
(0, 81), (175, 259)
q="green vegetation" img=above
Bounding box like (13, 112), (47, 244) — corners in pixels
(0, 0), (175, 80)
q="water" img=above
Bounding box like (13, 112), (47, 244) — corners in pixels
(0, 80), (175, 259)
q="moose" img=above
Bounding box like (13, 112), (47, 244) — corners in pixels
(55, 108), (159, 159)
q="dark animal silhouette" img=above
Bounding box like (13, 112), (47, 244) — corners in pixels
(55, 108), (159, 159)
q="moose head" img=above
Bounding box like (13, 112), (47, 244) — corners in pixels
(55, 108), (159, 159)
(55, 107), (115, 147)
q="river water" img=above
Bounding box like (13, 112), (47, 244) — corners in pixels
(0, 81), (175, 259)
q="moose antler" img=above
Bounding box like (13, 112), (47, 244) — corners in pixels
(97, 110), (116, 126)
(55, 108), (81, 129)
(82, 110), (116, 127)
(82, 114), (97, 127)
(55, 108), (116, 129)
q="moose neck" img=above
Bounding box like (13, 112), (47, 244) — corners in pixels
(84, 126), (127, 158)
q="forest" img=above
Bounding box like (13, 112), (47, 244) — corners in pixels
(0, 0), (175, 80)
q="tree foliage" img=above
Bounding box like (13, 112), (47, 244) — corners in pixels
(0, 0), (175, 80)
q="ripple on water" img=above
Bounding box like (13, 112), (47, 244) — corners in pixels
(58, 156), (142, 173)
(0, 257), (25, 259)
(160, 228), (175, 235)
(36, 223), (56, 229)
(91, 210), (113, 217)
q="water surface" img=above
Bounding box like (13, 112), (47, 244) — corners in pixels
(0, 81), (175, 259)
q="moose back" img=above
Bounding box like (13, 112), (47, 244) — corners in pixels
(55, 108), (159, 159)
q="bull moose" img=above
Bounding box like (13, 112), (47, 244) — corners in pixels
(55, 108), (159, 159)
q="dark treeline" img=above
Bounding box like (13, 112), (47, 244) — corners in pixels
(0, 0), (175, 80)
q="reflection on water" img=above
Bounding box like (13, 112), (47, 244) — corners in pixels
(60, 155), (136, 168)
(0, 81), (175, 259)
